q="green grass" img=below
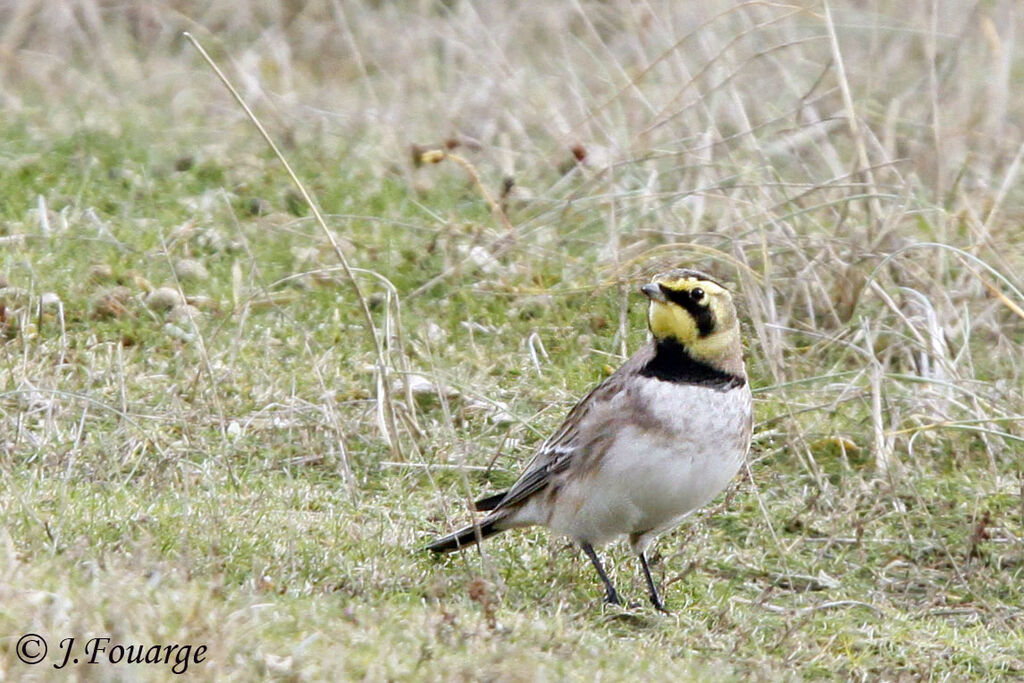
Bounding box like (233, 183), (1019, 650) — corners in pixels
(2, 1), (1024, 679)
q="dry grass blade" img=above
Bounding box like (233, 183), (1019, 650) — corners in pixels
(182, 31), (402, 458)
(1, 1), (1022, 678)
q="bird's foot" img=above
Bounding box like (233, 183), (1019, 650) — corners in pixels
(649, 595), (670, 614)
(622, 598), (668, 612)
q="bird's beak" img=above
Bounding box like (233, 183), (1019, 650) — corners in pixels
(641, 283), (666, 302)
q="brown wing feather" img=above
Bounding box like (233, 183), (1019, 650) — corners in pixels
(482, 343), (655, 512)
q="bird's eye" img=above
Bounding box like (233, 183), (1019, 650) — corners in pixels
(690, 287), (705, 303)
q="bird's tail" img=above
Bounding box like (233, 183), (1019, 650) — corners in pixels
(472, 490), (509, 511)
(426, 515), (507, 553)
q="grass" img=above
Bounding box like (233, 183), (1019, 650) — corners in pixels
(2, 0), (1023, 679)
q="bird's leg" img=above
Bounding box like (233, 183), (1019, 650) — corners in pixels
(639, 551), (669, 613)
(581, 542), (620, 605)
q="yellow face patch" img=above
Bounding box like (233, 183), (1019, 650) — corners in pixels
(648, 299), (700, 344)
(644, 272), (738, 360)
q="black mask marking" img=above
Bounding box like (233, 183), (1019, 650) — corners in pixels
(659, 284), (716, 337)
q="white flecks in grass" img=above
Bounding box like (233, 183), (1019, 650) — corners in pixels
(1, 1), (1022, 679)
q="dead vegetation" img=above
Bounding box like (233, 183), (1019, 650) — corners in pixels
(1, 0), (1022, 679)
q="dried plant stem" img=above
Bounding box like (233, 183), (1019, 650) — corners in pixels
(182, 32), (402, 458)
(407, 150), (517, 299)
(418, 149), (514, 232)
(822, 0), (883, 236)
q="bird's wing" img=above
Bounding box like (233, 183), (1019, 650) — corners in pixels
(484, 344), (653, 512)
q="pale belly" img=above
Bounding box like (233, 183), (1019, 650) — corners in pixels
(536, 381), (751, 547)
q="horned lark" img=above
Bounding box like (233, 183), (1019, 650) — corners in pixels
(427, 269), (753, 611)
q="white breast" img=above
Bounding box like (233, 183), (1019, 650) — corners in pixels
(540, 378), (751, 548)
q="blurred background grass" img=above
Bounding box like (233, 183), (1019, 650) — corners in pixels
(1, 1), (1023, 679)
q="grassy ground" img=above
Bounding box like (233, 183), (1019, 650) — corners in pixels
(1, 1), (1023, 680)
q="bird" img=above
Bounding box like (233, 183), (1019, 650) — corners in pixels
(426, 268), (753, 611)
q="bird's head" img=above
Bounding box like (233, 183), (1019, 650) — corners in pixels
(641, 269), (741, 365)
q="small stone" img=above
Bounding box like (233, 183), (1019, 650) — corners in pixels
(125, 270), (152, 292)
(167, 303), (201, 323)
(88, 264), (115, 283)
(420, 321), (447, 345)
(93, 286), (133, 319)
(403, 373), (460, 400)
(163, 322), (196, 343)
(465, 245), (500, 274)
(146, 287), (183, 311)
(174, 258), (209, 282)
(185, 295), (218, 311)
(39, 292), (62, 308)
